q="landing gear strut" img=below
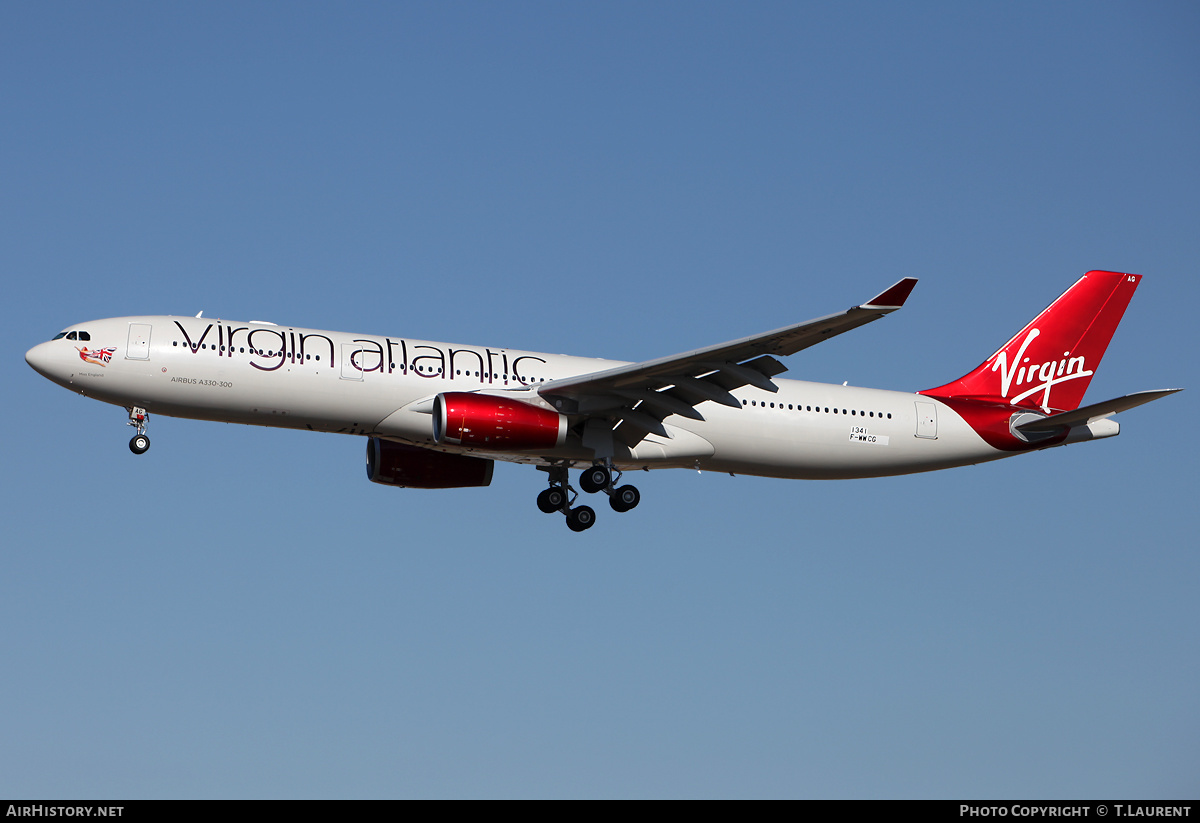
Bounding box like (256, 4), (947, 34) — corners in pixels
(536, 465), (596, 532)
(127, 407), (150, 455)
(537, 463), (642, 531)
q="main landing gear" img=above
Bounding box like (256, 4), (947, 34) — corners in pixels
(127, 406), (150, 455)
(579, 464), (641, 513)
(537, 463), (640, 532)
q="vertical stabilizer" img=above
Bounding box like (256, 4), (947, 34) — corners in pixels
(921, 271), (1141, 412)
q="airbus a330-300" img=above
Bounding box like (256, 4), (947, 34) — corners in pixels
(26, 271), (1179, 531)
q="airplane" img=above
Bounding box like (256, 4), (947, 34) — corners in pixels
(25, 270), (1179, 531)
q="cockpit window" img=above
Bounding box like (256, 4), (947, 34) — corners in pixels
(52, 332), (67, 340)
(78, 331), (90, 341)
(66, 331), (78, 340)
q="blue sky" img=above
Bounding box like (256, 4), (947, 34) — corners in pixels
(2, 2), (1197, 798)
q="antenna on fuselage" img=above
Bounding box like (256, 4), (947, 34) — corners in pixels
(195, 311), (204, 318)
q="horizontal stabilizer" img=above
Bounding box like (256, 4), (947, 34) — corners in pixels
(1014, 388), (1182, 433)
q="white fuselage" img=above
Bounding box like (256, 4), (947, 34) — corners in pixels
(26, 314), (1021, 479)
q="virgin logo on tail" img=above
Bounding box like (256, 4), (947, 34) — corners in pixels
(991, 328), (1093, 410)
(922, 271), (1141, 413)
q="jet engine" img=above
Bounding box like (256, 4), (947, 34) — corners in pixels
(366, 437), (494, 488)
(434, 392), (567, 450)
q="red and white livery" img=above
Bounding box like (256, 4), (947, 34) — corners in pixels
(26, 271), (1180, 531)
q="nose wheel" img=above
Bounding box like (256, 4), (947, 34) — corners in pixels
(127, 407), (150, 455)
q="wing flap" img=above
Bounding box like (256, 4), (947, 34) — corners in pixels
(613, 388), (707, 421)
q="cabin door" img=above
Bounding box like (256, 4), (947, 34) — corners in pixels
(915, 401), (938, 439)
(341, 343), (365, 380)
(126, 323), (152, 360)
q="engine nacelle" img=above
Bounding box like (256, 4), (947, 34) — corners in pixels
(434, 392), (567, 450)
(366, 437), (494, 489)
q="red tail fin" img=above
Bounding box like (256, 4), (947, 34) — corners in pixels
(921, 271), (1141, 412)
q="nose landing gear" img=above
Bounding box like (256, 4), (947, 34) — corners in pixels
(127, 407), (150, 454)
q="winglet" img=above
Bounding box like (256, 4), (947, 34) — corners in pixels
(861, 278), (918, 310)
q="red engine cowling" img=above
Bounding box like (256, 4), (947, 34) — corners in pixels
(434, 392), (567, 450)
(366, 437), (494, 488)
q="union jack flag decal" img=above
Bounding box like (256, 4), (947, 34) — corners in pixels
(77, 346), (116, 366)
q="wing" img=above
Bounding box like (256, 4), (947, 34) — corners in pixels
(537, 278), (917, 445)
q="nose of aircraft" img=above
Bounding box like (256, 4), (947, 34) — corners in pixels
(25, 341), (58, 378)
